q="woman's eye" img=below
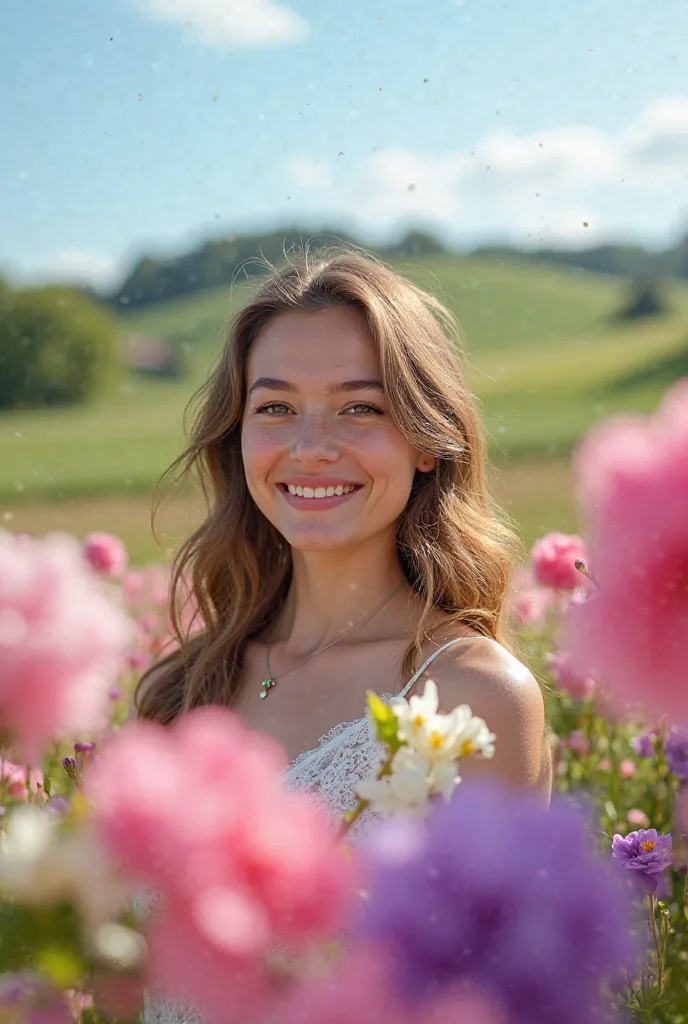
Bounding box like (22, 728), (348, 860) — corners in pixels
(343, 402), (384, 416)
(255, 402), (292, 415)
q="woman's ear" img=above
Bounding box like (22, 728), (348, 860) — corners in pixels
(417, 454), (437, 473)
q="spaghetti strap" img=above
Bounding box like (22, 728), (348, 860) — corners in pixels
(397, 635), (490, 700)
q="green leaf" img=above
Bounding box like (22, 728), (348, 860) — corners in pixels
(37, 944), (85, 988)
(366, 691), (402, 752)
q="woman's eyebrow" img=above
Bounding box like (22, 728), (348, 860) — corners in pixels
(248, 376), (383, 396)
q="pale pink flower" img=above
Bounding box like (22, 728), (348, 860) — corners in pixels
(627, 809), (650, 828)
(83, 532), (128, 577)
(0, 532), (131, 761)
(278, 944), (505, 1024)
(530, 532), (588, 591)
(0, 759), (44, 800)
(564, 380), (688, 727)
(87, 707), (356, 1024)
(121, 565), (169, 609)
(598, 758), (611, 772)
(566, 730), (589, 756)
(545, 651), (596, 701)
(620, 759), (636, 779)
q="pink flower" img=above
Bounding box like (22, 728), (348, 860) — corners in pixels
(530, 532), (588, 591)
(598, 758), (611, 771)
(122, 565), (169, 609)
(564, 380), (688, 727)
(545, 651), (596, 701)
(627, 809), (650, 828)
(83, 532), (128, 577)
(619, 759), (636, 779)
(0, 760), (44, 800)
(87, 707), (356, 1024)
(278, 944), (505, 1024)
(0, 532), (131, 762)
(566, 730), (589, 756)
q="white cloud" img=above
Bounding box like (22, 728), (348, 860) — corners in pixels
(286, 156), (332, 190)
(131, 0), (307, 48)
(10, 250), (124, 291)
(290, 96), (688, 247)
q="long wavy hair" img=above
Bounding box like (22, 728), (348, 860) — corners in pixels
(136, 248), (524, 724)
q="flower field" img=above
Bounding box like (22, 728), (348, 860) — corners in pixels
(0, 380), (687, 1023)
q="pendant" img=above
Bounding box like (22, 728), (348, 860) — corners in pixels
(260, 678), (275, 699)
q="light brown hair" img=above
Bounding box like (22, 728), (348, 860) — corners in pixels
(136, 248), (523, 724)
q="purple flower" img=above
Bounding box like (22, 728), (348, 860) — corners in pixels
(663, 727), (688, 779)
(73, 741), (96, 754)
(356, 779), (638, 1024)
(630, 729), (657, 758)
(611, 829), (673, 894)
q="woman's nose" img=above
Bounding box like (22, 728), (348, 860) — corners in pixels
(289, 414), (340, 462)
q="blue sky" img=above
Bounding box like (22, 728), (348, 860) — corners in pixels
(2, 0), (687, 290)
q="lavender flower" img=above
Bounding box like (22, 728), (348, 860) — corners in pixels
(356, 778), (638, 1024)
(630, 729), (657, 759)
(611, 829), (673, 894)
(663, 727), (688, 779)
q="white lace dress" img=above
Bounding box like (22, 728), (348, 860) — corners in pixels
(141, 638), (475, 1024)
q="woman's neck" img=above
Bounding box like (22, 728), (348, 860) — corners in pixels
(272, 535), (410, 655)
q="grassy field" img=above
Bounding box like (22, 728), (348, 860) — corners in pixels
(1, 255), (686, 563)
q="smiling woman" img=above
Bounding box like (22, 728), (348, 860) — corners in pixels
(135, 248), (550, 814)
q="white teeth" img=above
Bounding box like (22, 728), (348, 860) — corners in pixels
(285, 484), (358, 498)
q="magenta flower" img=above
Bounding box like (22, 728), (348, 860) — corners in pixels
(564, 380), (688, 728)
(0, 532), (131, 761)
(356, 779), (638, 1024)
(611, 828), (673, 894)
(87, 707), (356, 1024)
(530, 532), (588, 591)
(83, 532), (128, 577)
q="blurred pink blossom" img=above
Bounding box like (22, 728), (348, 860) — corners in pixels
(619, 759), (636, 779)
(627, 809), (650, 828)
(530, 532), (588, 591)
(278, 943), (505, 1024)
(564, 380), (688, 727)
(0, 532), (131, 761)
(0, 760), (44, 801)
(122, 565), (169, 609)
(545, 651), (596, 701)
(83, 532), (128, 577)
(87, 707), (356, 1024)
(598, 758), (611, 772)
(566, 730), (589, 757)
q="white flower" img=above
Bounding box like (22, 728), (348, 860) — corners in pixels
(0, 806), (129, 938)
(392, 679), (495, 763)
(356, 746), (432, 818)
(356, 746), (462, 818)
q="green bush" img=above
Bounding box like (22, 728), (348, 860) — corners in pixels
(0, 285), (119, 409)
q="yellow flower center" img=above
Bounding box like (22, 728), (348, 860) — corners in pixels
(413, 714), (425, 727)
(639, 840), (655, 852)
(460, 739), (475, 757)
(429, 731), (445, 749)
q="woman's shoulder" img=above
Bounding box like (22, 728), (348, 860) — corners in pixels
(417, 630), (549, 793)
(423, 626), (544, 716)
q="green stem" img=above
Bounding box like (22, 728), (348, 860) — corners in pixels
(646, 893), (664, 994)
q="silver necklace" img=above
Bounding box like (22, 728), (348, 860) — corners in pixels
(260, 581), (405, 698)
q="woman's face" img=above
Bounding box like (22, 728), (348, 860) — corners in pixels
(241, 306), (435, 554)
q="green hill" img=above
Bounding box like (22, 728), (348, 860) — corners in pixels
(0, 255), (686, 507)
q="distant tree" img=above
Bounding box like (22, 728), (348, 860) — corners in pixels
(614, 277), (669, 322)
(0, 285), (119, 409)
